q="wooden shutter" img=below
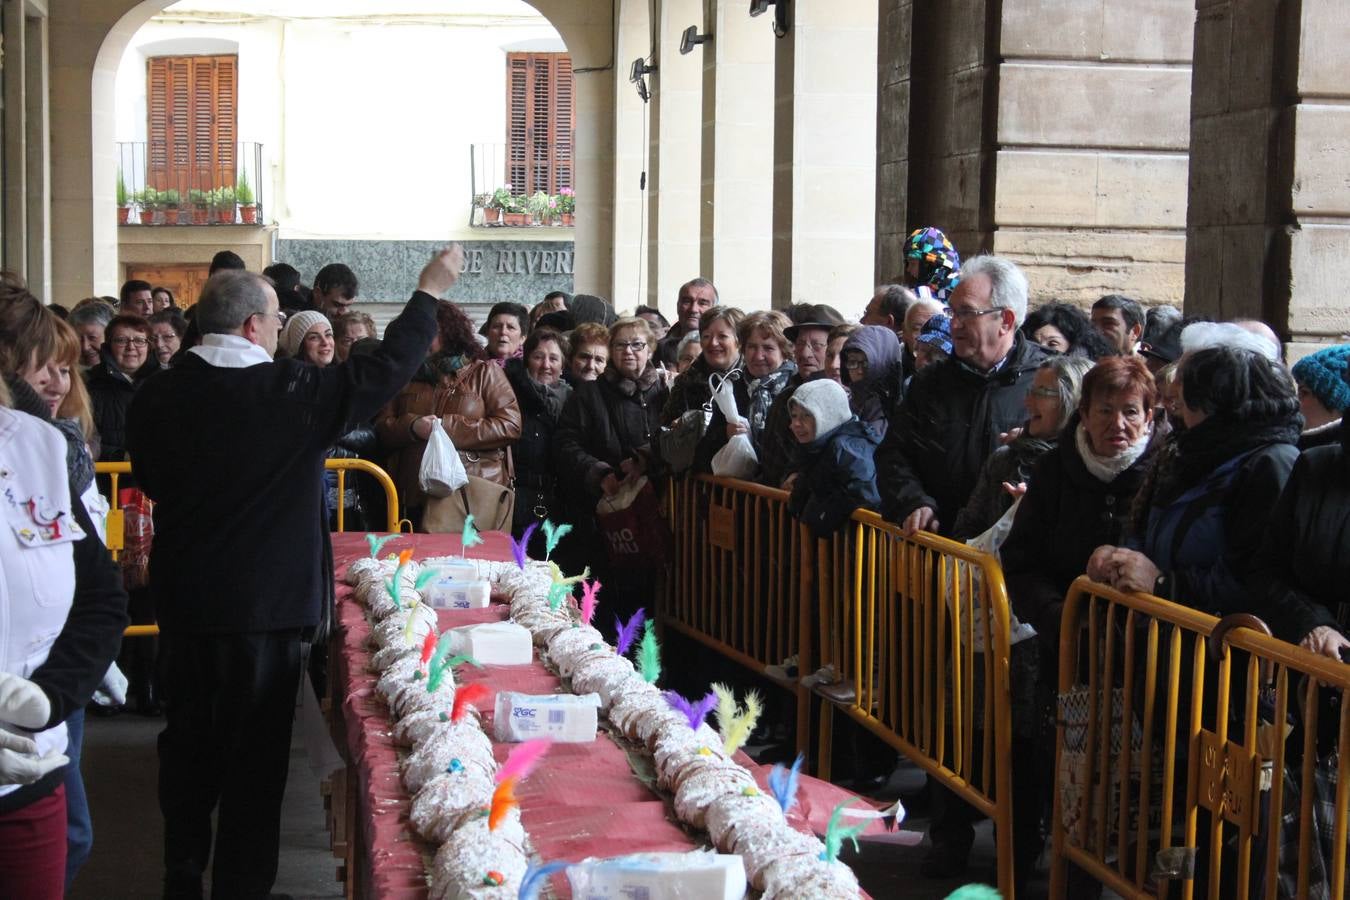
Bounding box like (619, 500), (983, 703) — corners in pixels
(147, 55), (238, 195)
(504, 52), (574, 196)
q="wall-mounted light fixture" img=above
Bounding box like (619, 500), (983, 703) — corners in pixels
(630, 57), (656, 83)
(679, 26), (712, 55)
(748, 0), (791, 38)
(636, 78), (651, 102)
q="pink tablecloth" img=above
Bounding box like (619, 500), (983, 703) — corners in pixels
(330, 532), (880, 898)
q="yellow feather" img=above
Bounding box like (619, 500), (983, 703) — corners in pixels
(719, 688), (763, 756)
(712, 682), (737, 743)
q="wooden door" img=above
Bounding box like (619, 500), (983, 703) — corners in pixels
(124, 263), (211, 310)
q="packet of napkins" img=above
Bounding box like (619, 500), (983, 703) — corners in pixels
(494, 690), (600, 743)
(566, 851), (746, 899)
(444, 621), (532, 664)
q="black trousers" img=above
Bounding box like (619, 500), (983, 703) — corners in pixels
(158, 630), (303, 900)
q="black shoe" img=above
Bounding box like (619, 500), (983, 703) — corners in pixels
(87, 700), (123, 717)
(919, 839), (972, 879)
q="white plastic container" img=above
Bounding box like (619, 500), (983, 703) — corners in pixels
(493, 690), (601, 743)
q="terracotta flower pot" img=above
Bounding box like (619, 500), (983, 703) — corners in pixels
(192, 206), (210, 225)
(139, 209), (155, 225)
(239, 205), (257, 224)
(504, 211), (529, 226)
(118, 207), (131, 225)
(561, 213), (574, 226)
(162, 208), (180, 225)
(215, 207), (235, 224)
(484, 207), (500, 224)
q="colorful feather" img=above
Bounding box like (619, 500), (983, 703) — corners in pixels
(397, 548), (414, 567)
(639, 621), (661, 684)
(518, 861), (570, 900)
(510, 521), (539, 570)
(541, 519), (572, 559)
(413, 568), (440, 593)
(547, 581), (572, 612)
(427, 652), (481, 693)
(489, 777), (517, 831)
(495, 738), (552, 784)
(419, 629), (438, 668)
(944, 886), (1003, 900)
(615, 609), (646, 656)
(768, 754), (805, 814)
(820, 799), (868, 863)
(579, 579), (602, 626)
(662, 690), (717, 731)
(712, 683), (763, 756)
(461, 514), (483, 550)
(383, 576), (400, 609)
(365, 533), (399, 559)
(450, 683), (491, 723)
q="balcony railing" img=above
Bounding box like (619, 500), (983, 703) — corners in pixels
(115, 141), (265, 226)
(468, 142), (574, 228)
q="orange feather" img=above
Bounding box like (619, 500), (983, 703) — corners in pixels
(489, 777), (517, 831)
(397, 548), (413, 566)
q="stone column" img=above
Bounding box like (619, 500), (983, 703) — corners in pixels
(3, 0), (26, 278)
(645, 0), (702, 313)
(770, 1), (877, 316)
(874, 0), (911, 283)
(25, 10), (51, 302)
(698, 1), (773, 309)
(605, 0), (650, 306)
(1187, 0), (1350, 353)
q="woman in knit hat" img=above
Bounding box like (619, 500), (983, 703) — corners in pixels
(279, 309), (334, 364)
(1291, 344), (1350, 450)
(784, 378), (880, 536)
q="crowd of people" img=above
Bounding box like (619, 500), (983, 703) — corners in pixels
(1, 224), (1348, 896)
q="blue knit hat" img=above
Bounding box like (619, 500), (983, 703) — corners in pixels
(1292, 344), (1350, 412)
(916, 314), (954, 357)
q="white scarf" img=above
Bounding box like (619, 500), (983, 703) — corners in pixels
(1075, 421), (1152, 482)
(189, 333), (274, 369)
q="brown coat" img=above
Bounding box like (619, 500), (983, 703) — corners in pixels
(376, 359), (523, 512)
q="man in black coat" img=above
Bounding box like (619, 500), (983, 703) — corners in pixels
(127, 246), (463, 900)
(875, 255), (1050, 537)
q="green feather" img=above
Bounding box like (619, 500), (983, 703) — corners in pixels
(820, 799), (868, 863)
(541, 519), (572, 559)
(639, 621), (661, 684)
(366, 533), (399, 559)
(461, 514), (483, 549)
(547, 581), (572, 611)
(384, 576), (401, 609)
(413, 569), (439, 593)
(944, 886), (1003, 900)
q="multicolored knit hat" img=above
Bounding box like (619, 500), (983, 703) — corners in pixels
(1292, 344), (1350, 412)
(904, 226), (961, 302)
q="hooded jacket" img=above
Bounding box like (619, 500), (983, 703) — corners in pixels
(842, 325), (903, 439)
(876, 331), (1050, 532)
(785, 380), (880, 536)
(1252, 417), (1350, 644)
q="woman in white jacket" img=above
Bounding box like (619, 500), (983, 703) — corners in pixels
(0, 279), (128, 898)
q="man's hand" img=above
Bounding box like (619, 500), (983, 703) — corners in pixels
(1301, 626), (1350, 661)
(618, 457), (645, 480)
(902, 506), (938, 536)
(1086, 545), (1118, 583)
(0, 730), (66, 786)
(600, 472), (623, 497)
(411, 415), (438, 441)
(417, 244), (465, 298)
(999, 428), (1024, 446)
(1106, 548), (1161, 594)
(0, 672), (50, 731)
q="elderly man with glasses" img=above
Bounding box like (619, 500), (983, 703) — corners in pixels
(126, 247), (463, 900)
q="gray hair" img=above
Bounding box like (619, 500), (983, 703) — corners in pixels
(679, 277), (719, 304)
(873, 284), (914, 321)
(1180, 321), (1280, 362)
(676, 330), (701, 356)
(196, 270), (273, 335)
(1039, 354), (1094, 425)
(69, 302), (114, 328)
(958, 254), (1029, 326)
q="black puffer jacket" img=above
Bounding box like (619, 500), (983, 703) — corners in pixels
(950, 432), (1056, 541)
(757, 375), (806, 488)
(1001, 417), (1163, 643)
(661, 354), (742, 426)
(87, 351), (158, 462)
(876, 332), (1050, 532)
(505, 357), (572, 529)
(1252, 419), (1350, 644)
(556, 364), (669, 512)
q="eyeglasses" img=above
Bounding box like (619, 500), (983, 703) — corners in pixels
(1027, 387), (1060, 399)
(844, 359), (867, 371)
(110, 337), (149, 348)
(794, 339), (828, 353)
(943, 305), (1004, 322)
(253, 310), (287, 327)
(614, 340), (648, 352)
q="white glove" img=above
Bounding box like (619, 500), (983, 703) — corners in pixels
(0, 729), (66, 785)
(92, 662), (128, 707)
(0, 672), (52, 731)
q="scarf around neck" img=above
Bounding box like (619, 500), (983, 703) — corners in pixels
(1075, 421), (1153, 482)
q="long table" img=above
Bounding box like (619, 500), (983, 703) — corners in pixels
(328, 532), (876, 898)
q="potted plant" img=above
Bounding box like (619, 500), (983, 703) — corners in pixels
(473, 192), (495, 225)
(134, 189), (158, 225)
(188, 188), (211, 225)
(503, 194), (529, 227)
(212, 186), (236, 224)
(528, 190), (554, 225)
(236, 173), (257, 224)
(160, 189), (181, 225)
(116, 172), (131, 225)
(557, 187), (575, 226)
(490, 186), (515, 224)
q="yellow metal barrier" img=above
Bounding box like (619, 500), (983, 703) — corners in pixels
(657, 475), (1017, 897)
(96, 459), (401, 639)
(1050, 576), (1350, 900)
(810, 509), (1016, 899)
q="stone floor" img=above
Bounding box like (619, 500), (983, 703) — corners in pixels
(70, 713), (1015, 899)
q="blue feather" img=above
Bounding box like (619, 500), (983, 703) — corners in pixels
(768, 753), (805, 814)
(518, 860), (570, 899)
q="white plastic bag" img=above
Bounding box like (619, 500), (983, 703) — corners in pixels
(709, 374), (758, 478)
(419, 419), (468, 497)
(944, 498), (1036, 651)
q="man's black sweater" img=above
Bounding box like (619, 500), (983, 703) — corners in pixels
(126, 291), (437, 635)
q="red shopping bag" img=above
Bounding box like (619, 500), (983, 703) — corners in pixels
(119, 488), (154, 590)
(594, 477), (670, 569)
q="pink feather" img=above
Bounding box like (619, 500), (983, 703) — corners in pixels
(495, 738), (552, 784)
(580, 579), (602, 626)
